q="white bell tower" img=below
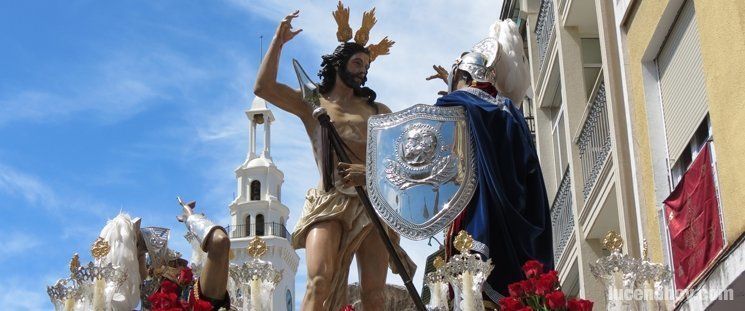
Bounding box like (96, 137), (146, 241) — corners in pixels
(228, 96), (299, 311)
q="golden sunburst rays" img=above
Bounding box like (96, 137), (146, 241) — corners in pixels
(331, 1), (392, 62)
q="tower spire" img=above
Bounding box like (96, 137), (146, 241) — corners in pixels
(227, 34), (297, 311)
(244, 35), (274, 162)
(245, 97), (274, 161)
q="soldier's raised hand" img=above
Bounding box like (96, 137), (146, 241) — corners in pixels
(426, 65), (449, 85)
(426, 65), (450, 95)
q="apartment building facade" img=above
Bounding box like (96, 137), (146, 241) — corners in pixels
(502, 0), (744, 308)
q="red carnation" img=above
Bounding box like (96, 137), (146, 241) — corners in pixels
(567, 298), (594, 311)
(498, 297), (524, 311)
(341, 305), (356, 311)
(543, 270), (559, 286)
(159, 279), (180, 295)
(534, 276), (554, 296)
(520, 279), (535, 295)
(522, 260), (544, 278)
(545, 291), (566, 310)
(517, 307), (534, 311)
(178, 267), (194, 286)
(535, 270), (558, 295)
(148, 291), (182, 311)
(508, 282), (525, 297)
(192, 299), (214, 311)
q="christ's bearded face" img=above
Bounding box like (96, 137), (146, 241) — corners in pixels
(338, 52), (370, 90)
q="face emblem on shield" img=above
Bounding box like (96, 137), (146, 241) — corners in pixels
(367, 104), (478, 240)
(401, 125), (438, 167)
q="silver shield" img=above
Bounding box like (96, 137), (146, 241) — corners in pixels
(366, 104), (477, 240)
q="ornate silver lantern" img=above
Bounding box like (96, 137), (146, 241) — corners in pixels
(442, 231), (494, 311)
(424, 256), (449, 311)
(228, 236), (283, 311)
(47, 238), (128, 311)
(590, 231), (672, 310)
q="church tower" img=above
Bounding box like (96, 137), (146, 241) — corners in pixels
(228, 96), (299, 311)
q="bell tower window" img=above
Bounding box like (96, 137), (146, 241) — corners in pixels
(250, 180), (261, 201)
(256, 214), (265, 236)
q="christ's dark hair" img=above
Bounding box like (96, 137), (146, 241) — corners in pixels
(317, 42), (378, 112)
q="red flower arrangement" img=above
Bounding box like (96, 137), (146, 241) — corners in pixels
(192, 299), (214, 311)
(498, 260), (593, 311)
(148, 279), (184, 311)
(148, 269), (216, 311)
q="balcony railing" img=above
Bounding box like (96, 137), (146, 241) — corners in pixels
(551, 167), (574, 265)
(576, 80), (611, 200)
(535, 0), (555, 70)
(524, 98), (537, 145)
(226, 222), (291, 241)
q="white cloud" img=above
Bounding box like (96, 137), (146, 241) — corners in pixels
(0, 287), (48, 310)
(0, 232), (42, 262)
(0, 163), (57, 209)
(225, 0), (505, 110)
(0, 162), (119, 229)
(0, 48), (211, 127)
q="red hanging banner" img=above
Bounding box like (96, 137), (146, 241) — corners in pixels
(664, 142), (724, 290)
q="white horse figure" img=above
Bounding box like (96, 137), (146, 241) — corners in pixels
(98, 213), (143, 311)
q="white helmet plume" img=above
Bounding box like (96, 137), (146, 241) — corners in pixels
(489, 19), (530, 102)
(99, 213), (142, 311)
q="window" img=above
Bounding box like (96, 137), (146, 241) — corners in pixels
(670, 116), (711, 188)
(255, 214), (265, 236)
(250, 180), (261, 201)
(549, 85), (568, 184)
(581, 38), (602, 100)
(656, 0), (708, 166)
(647, 0), (721, 281)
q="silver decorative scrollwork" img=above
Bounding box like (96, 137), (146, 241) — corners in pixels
(385, 124), (457, 191)
(47, 257), (128, 310)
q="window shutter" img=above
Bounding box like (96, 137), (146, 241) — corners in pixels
(656, 0), (708, 162)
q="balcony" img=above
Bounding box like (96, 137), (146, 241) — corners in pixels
(576, 76), (611, 201)
(535, 0), (556, 71)
(551, 167), (574, 266)
(226, 222), (291, 241)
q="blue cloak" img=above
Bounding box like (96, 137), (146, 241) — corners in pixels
(436, 88), (554, 301)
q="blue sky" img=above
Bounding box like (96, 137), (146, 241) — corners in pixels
(0, 0), (502, 309)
